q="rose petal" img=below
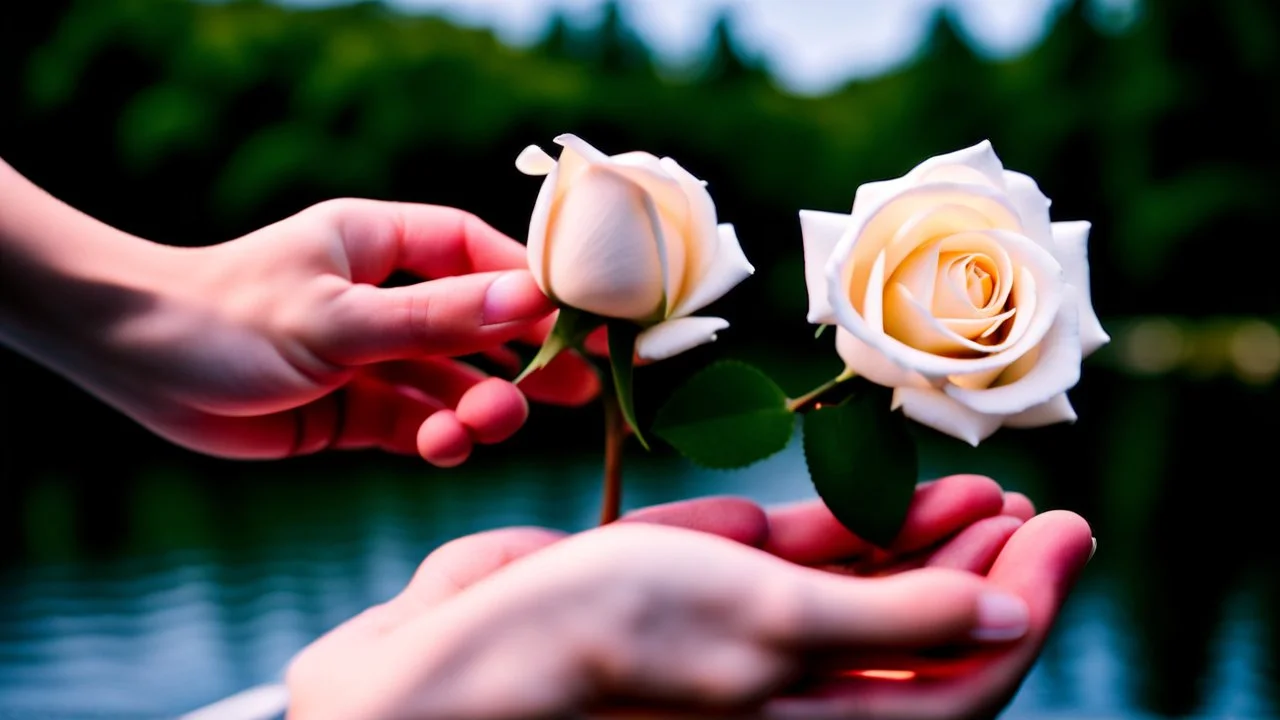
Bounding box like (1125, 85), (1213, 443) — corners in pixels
(835, 328), (930, 389)
(838, 183), (1022, 317)
(660, 157), (726, 318)
(664, 224), (753, 319)
(932, 233), (1014, 316)
(636, 316), (729, 361)
(546, 166), (665, 319)
(1051, 221), (1110, 356)
(907, 140), (1007, 190)
(515, 145), (556, 176)
(1003, 392), (1078, 428)
(940, 308), (1017, 342)
(947, 365), (1005, 390)
(892, 386), (1003, 447)
(553, 133), (611, 165)
(835, 228), (1064, 379)
(799, 209), (850, 325)
(525, 160), (559, 295)
(594, 153), (690, 313)
(886, 235), (942, 310)
(944, 286), (1082, 415)
(1003, 171), (1055, 252)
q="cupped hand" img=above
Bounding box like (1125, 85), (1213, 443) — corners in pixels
(753, 481), (1092, 720)
(100, 199), (599, 464)
(284, 475), (1068, 720)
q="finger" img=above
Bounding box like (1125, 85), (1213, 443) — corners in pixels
(320, 376), (437, 455)
(772, 566), (1030, 649)
(400, 527), (568, 609)
(768, 512), (1093, 720)
(326, 200), (528, 283)
(923, 515), (1024, 574)
(515, 313), (558, 348)
(417, 409), (473, 467)
(366, 357), (489, 410)
(516, 349), (601, 407)
(318, 270), (554, 364)
(154, 378), (429, 460)
(582, 326), (610, 357)
(619, 496), (770, 547)
(843, 515), (1024, 578)
(765, 475), (1005, 566)
(1001, 491), (1036, 521)
(455, 377), (529, 444)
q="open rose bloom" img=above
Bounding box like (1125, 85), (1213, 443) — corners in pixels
(801, 141), (1109, 445)
(516, 134), (754, 361)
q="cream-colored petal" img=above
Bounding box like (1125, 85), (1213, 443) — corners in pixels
(935, 233), (1014, 314)
(636, 316), (729, 361)
(800, 209), (851, 325)
(1003, 393), (1077, 428)
(546, 167), (664, 320)
(1051, 221), (1110, 356)
(944, 288), (1082, 416)
(907, 140), (1007, 190)
(835, 328), (930, 390)
(939, 308), (1016, 342)
(1003, 171), (1055, 252)
(832, 229), (1064, 379)
(886, 238), (942, 310)
(525, 162), (560, 295)
(947, 366), (1005, 391)
(515, 145), (556, 176)
(666, 224), (753, 319)
(893, 386), (1003, 447)
(659, 156), (722, 317)
(861, 249), (889, 333)
(553, 133), (610, 165)
(884, 283), (974, 356)
(840, 183), (1022, 317)
(595, 157), (690, 311)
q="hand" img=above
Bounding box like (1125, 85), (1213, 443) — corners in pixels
(283, 475), (1075, 720)
(756, 483), (1092, 720)
(68, 199), (599, 463)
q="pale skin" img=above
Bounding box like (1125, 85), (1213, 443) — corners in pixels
(0, 158), (1093, 718)
(285, 475), (1094, 720)
(0, 157), (601, 464)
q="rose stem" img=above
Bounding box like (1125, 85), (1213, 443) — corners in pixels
(599, 389), (626, 525)
(786, 369), (858, 413)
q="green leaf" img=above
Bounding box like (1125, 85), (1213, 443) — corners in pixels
(514, 307), (604, 384)
(814, 324), (830, 339)
(606, 319), (648, 450)
(652, 361), (795, 469)
(802, 390), (917, 549)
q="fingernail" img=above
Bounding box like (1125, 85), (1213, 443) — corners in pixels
(483, 271), (551, 326)
(972, 592), (1030, 642)
(1088, 537), (1097, 563)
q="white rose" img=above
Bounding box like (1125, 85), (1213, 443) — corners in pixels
(515, 134), (754, 361)
(800, 141), (1110, 446)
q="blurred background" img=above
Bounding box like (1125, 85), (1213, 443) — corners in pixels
(1, 0), (1278, 716)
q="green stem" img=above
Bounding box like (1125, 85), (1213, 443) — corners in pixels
(786, 368), (858, 413)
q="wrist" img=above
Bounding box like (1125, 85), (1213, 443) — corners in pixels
(0, 159), (185, 381)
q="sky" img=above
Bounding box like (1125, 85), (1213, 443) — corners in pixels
(273, 0), (1137, 95)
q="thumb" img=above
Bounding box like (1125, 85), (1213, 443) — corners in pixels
(318, 270), (554, 364)
(398, 527), (568, 610)
(777, 566), (1031, 649)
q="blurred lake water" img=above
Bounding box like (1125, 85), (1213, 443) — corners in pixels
(1, 363), (1277, 720)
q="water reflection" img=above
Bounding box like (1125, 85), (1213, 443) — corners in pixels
(1, 369), (1277, 718)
